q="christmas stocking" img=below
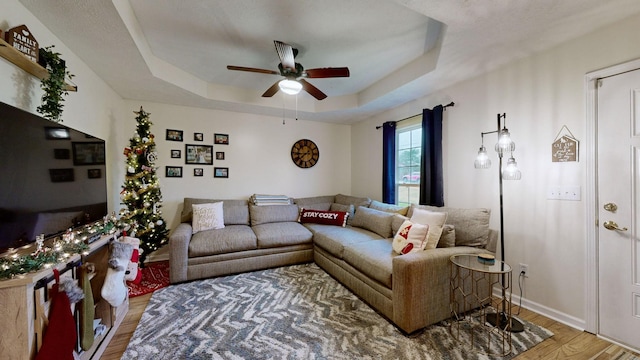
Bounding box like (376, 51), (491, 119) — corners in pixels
(35, 269), (76, 360)
(101, 240), (133, 307)
(79, 263), (95, 351)
(122, 236), (143, 284)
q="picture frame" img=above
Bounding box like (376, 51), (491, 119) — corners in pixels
(72, 142), (106, 166)
(171, 149), (181, 158)
(49, 168), (74, 182)
(214, 133), (229, 145)
(87, 168), (102, 179)
(166, 129), (184, 142)
(165, 166), (183, 178)
(185, 144), (213, 165)
(214, 167), (229, 178)
(194, 132), (203, 141)
(45, 127), (70, 140)
(215, 151), (225, 160)
(53, 148), (70, 159)
(194, 168), (203, 177)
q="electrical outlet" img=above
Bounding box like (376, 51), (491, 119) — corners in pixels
(519, 263), (529, 277)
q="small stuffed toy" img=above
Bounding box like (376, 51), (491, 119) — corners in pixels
(101, 240), (134, 307)
(121, 235), (143, 284)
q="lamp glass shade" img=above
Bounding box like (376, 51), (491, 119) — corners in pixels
(495, 128), (515, 155)
(278, 79), (302, 95)
(474, 145), (492, 169)
(502, 156), (522, 180)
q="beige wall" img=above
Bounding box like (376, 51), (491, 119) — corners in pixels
(351, 12), (640, 328)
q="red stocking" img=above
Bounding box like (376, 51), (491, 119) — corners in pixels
(36, 269), (77, 360)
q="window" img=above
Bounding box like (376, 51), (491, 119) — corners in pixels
(396, 118), (421, 207)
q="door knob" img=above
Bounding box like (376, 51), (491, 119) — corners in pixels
(603, 203), (617, 212)
(603, 220), (628, 231)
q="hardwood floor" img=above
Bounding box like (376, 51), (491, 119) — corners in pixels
(101, 295), (639, 359)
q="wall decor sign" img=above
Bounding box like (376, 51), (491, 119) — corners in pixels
(166, 129), (183, 141)
(49, 168), (74, 182)
(166, 166), (182, 178)
(214, 167), (229, 178)
(185, 144), (213, 165)
(72, 142), (106, 165)
(552, 125), (579, 162)
(5, 25), (39, 62)
(214, 133), (229, 145)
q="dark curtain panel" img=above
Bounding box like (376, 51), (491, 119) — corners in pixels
(382, 121), (396, 204)
(419, 105), (444, 206)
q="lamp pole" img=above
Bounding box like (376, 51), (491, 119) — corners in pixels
(476, 113), (524, 332)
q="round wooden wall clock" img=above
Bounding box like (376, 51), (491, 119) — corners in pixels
(291, 139), (319, 168)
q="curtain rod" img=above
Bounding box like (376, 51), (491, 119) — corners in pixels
(375, 102), (454, 129)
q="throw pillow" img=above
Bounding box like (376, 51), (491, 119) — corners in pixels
(298, 208), (349, 227)
(192, 202), (225, 234)
(437, 225), (456, 248)
(392, 220), (430, 254)
(408, 205), (491, 247)
(369, 200), (409, 216)
(410, 208), (448, 249)
(330, 203), (355, 224)
(350, 206), (394, 238)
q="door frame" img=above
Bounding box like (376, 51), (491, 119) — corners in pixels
(585, 58), (640, 334)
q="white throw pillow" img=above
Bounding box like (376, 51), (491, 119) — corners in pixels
(410, 208), (448, 249)
(192, 202), (225, 234)
(392, 220), (430, 254)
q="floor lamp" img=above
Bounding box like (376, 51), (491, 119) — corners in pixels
(474, 113), (524, 333)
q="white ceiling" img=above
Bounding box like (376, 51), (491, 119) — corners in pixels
(18, 0), (640, 124)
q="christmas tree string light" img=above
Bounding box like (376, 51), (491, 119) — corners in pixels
(118, 107), (169, 264)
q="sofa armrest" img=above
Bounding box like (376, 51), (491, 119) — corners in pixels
(169, 222), (193, 283)
(391, 247), (486, 333)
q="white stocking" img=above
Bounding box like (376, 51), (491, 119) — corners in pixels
(100, 240), (133, 307)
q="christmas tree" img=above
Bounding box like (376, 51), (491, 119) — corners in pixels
(119, 107), (169, 264)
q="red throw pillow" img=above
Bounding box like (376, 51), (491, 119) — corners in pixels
(298, 208), (349, 227)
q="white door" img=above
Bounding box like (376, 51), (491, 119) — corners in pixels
(597, 68), (640, 350)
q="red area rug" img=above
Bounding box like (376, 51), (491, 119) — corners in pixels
(127, 260), (170, 298)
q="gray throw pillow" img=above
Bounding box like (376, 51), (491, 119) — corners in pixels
(350, 206), (394, 238)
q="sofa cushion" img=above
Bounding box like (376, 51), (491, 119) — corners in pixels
(250, 204), (299, 226)
(293, 195), (336, 208)
(391, 214), (408, 235)
(343, 239), (394, 288)
(330, 203), (355, 225)
(192, 202), (224, 234)
(351, 206), (394, 238)
(312, 225), (383, 259)
(410, 208), (447, 249)
(253, 222), (313, 248)
(369, 200), (409, 216)
(334, 194), (371, 208)
(188, 225), (257, 257)
(392, 220), (429, 254)
(409, 205), (491, 248)
(182, 198), (249, 225)
(298, 208), (349, 227)
(438, 225), (456, 248)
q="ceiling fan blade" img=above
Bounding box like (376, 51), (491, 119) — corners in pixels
(299, 79), (327, 100)
(262, 81), (281, 97)
(304, 67), (350, 78)
(274, 40), (296, 70)
(227, 65), (279, 75)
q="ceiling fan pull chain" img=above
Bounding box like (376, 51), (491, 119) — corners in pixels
(295, 94), (298, 121)
(282, 93), (286, 125)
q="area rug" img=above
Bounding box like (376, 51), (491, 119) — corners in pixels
(127, 260), (170, 297)
(123, 263), (552, 359)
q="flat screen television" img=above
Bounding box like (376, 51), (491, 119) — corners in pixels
(0, 102), (108, 252)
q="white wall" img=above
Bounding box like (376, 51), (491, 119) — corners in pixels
(0, 0), (126, 215)
(352, 12), (640, 328)
(122, 100), (352, 230)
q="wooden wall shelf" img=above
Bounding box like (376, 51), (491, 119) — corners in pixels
(0, 38), (77, 92)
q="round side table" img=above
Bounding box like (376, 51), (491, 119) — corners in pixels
(449, 253), (514, 356)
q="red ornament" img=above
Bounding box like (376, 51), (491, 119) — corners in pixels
(135, 148), (143, 155)
(123, 147), (132, 156)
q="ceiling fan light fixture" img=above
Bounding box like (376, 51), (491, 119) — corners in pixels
(279, 79), (302, 95)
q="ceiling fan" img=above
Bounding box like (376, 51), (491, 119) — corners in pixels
(227, 40), (350, 100)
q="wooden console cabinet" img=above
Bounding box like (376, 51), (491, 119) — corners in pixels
(0, 235), (128, 359)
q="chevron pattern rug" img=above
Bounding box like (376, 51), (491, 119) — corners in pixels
(123, 263), (552, 359)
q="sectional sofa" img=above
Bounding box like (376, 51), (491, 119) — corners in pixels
(169, 194), (497, 333)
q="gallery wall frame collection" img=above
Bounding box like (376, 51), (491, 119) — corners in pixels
(164, 128), (229, 178)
